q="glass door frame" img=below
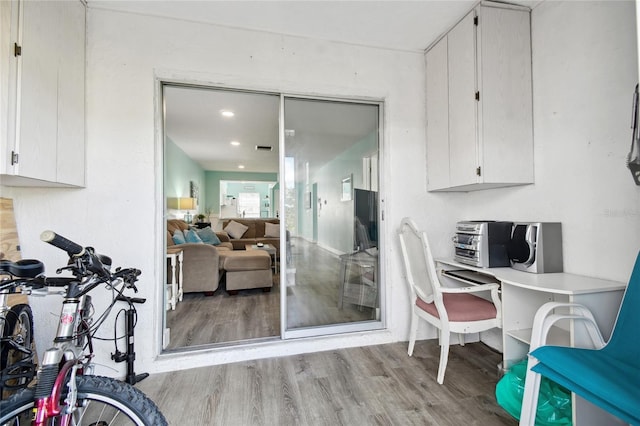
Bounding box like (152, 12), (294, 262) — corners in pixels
(278, 93), (386, 340)
(158, 78), (386, 350)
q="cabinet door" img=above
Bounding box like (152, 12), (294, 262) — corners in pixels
(15, 0), (59, 182)
(447, 11), (478, 188)
(425, 36), (450, 191)
(478, 6), (533, 185)
(4, 0), (85, 187)
(55, 0), (85, 186)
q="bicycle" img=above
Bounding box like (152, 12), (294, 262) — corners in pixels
(0, 231), (168, 425)
(0, 261), (37, 400)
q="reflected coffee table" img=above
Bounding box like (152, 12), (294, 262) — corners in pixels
(245, 244), (278, 274)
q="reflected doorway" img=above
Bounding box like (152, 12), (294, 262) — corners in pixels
(282, 97), (382, 336)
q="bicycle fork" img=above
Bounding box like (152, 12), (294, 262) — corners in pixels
(33, 358), (83, 425)
(32, 295), (90, 425)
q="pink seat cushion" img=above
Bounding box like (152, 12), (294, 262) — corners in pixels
(416, 293), (497, 322)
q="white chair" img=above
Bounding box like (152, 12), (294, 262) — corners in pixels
(519, 251), (640, 425)
(398, 217), (502, 384)
(338, 218), (378, 310)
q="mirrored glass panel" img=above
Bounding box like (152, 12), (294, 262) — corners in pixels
(283, 97), (381, 331)
(163, 85), (281, 350)
(161, 84), (382, 351)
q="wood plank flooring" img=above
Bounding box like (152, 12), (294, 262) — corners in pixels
(138, 341), (517, 426)
(166, 238), (375, 349)
(165, 281), (280, 348)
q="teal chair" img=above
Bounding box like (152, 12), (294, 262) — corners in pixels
(519, 251), (640, 425)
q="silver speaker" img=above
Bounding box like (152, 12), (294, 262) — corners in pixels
(508, 222), (563, 273)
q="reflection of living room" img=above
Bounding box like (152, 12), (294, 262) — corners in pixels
(163, 84), (381, 351)
(218, 179), (277, 219)
(165, 137), (278, 224)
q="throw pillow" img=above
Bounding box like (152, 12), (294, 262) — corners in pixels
(264, 222), (279, 238)
(224, 220), (249, 239)
(196, 226), (221, 245)
(172, 229), (186, 245)
(184, 228), (203, 244)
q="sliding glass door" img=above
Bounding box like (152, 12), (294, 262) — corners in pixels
(281, 97), (382, 337)
(161, 83), (383, 352)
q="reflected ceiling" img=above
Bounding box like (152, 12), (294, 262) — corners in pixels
(164, 86), (378, 175)
(164, 86), (280, 173)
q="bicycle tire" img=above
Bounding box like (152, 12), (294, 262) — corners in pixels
(0, 375), (168, 425)
(0, 304), (34, 368)
(1, 304), (35, 398)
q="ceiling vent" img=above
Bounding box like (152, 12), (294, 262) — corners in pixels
(255, 145), (273, 151)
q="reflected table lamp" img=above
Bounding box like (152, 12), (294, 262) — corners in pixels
(168, 197), (196, 223)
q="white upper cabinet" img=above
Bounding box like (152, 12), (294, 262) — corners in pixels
(1, 0), (86, 187)
(426, 2), (533, 192)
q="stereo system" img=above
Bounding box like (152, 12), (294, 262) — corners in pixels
(454, 221), (563, 273)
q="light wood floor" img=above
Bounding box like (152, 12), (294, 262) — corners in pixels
(166, 238), (375, 349)
(138, 340), (517, 426)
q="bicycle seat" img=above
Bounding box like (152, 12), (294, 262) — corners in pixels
(0, 259), (45, 278)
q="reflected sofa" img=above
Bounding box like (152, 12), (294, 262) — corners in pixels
(166, 219), (232, 293)
(220, 218), (280, 251)
(166, 219), (273, 294)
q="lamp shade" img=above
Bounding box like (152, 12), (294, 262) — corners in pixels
(168, 197), (196, 210)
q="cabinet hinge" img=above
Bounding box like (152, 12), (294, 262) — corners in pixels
(476, 166), (482, 176)
(474, 16), (478, 26)
(475, 91), (480, 101)
(10, 151), (19, 165)
(14, 43), (21, 57)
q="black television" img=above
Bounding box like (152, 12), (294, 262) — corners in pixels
(353, 188), (378, 250)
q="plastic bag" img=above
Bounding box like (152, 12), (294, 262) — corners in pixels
(496, 360), (572, 425)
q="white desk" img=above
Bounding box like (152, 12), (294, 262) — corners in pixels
(436, 259), (627, 426)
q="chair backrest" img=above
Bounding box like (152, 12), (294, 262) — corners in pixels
(355, 217), (373, 251)
(398, 217), (442, 305)
(604, 251), (640, 363)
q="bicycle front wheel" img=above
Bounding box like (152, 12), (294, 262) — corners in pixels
(0, 375), (168, 426)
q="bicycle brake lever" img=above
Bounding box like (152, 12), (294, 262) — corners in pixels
(56, 265), (77, 274)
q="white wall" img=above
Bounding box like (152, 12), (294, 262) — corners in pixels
(438, 0), (639, 283)
(1, 0), (638, 377)
(2, 5), (430, 375)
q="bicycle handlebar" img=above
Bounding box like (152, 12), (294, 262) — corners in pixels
(40, 230), (115, 279)
(0, 231), (142, 294)
(40, 230), (85, 257)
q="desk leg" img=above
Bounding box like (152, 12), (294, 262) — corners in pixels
(338, 257), (348, 309)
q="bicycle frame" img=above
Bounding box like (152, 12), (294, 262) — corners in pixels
(0, 232), (167, 426)
(0, 291), (10, 331)
(27, 278), (99, 425)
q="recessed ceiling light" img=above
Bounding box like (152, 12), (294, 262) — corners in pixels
(230, 141), (240, 146)
(221, 110), (234, 117)
(238, 164), (245, 169)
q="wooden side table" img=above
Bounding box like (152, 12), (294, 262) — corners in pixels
(166, 247), (184, 310)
